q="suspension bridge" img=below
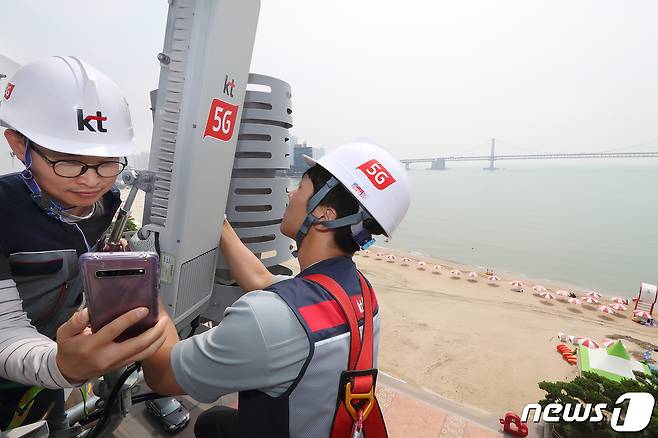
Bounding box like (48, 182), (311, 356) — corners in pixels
(401, 139), (658, 170)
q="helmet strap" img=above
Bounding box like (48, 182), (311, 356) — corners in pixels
(318, 208), (375, 250)
(19, 137), (77, 219)
(293, 176), (339, 257)
(292, 176), (375, 257)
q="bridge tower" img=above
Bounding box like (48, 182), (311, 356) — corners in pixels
(431, 158), (446, 170)
(484, 138), (498, 171)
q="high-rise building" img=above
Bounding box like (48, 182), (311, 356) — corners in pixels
(290, 140), (313, 175)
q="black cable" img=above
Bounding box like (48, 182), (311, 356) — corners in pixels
(78, 409), (103, 428)
(88, 362), (141, 438)
(131, 392), (167, 405)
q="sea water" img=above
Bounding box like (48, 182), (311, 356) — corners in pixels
(376, 162), (658, 298)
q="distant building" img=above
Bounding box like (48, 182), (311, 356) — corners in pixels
(290, 140), (315, 176)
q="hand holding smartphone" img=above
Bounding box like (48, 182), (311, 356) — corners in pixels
(79, 252), (159, 342)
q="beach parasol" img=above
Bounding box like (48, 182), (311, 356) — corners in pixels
(539, 291), (555, 300)
(582, 296), (599, 304)
(610, 296), (625, 304)
(634, 310), (651, 319)
(556, 290), (570, 297)
(600, 338), (616, 348)
(385, 254), (396, 263)
(599, 305), (616, 315)
(533, 285), (547, 293)
(432, 264), (442, 273)
(417, 261), (426, 270)
(488, 275), (500, 281)
(511, 281), (524, 288)
(576, 338), (600, 349)
(450, 269), (462, 276)
(586, 291), (602, 299)
(400, 257), (411, 266)
(375, 252), (385, 259)
(468, 272), (478, 279)
(568, 297), (582, 305)
(362, 249), (371, 257)
(610, 303), (627, 311)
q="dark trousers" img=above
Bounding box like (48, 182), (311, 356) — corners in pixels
(0, 387), (67, 432)
(194, 406), (239, 438)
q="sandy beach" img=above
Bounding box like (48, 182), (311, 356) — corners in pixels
(348, 248), (658, 415)
(282, 246), (658, 416)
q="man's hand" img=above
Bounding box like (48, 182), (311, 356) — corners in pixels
(100, 237), (129, 252)
(142, 299), (184, 396)
(55, 307), (169, 383)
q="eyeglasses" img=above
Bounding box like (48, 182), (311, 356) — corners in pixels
(30, 144), (127, 178)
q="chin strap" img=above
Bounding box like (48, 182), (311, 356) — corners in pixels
(293, 176), (376, 257)
(19, 137), (71, 219)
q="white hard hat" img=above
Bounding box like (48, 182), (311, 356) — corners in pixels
(304, 141), (411, 236)
(0, 56), (136, 157)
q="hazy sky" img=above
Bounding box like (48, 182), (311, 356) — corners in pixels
(2, 0), (658, 159)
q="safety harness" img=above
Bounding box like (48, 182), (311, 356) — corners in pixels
(305, 272), (388, 438)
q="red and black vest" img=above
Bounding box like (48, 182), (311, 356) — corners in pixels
(238, 256), (388, 437)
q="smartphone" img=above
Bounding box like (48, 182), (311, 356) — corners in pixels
(79, 251), (159, 342)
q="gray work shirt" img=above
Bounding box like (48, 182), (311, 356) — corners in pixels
(170, 276), (310, 403)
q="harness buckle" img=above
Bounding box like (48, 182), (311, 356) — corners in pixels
(340, 368), (378, 422)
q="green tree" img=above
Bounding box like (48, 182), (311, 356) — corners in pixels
(537, 370), (658, 437)
(124, 215), (138, 232)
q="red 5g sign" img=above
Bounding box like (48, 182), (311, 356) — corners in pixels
(357, 159), (396, 190)
(204, 98), (238, 141)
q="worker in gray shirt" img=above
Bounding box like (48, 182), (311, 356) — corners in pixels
(142, 142), (411, 437)
(0, 57), (169, 432)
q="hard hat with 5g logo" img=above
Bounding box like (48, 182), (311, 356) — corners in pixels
(303, 141), (411, 236)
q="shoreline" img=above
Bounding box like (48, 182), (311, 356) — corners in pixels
(373, 242), (642, 301)
(365, 245), (636, 303)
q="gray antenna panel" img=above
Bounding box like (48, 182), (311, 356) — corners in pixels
(234, 124), (290, 169)
(242, 74), (293, 128)
(206, 73), (293, 321)
(225, 73), (293, 265)
(225, 176), (289, 221)
(145, 1), (193, 227)
(144, 0), (260, 324)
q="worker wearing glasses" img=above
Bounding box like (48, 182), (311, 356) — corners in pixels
(0, 57), (168, 433)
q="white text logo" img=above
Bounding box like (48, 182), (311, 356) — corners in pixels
(521, 392), (654, 432)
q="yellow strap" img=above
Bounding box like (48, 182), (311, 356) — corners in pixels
(7, 386), (44, 429)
